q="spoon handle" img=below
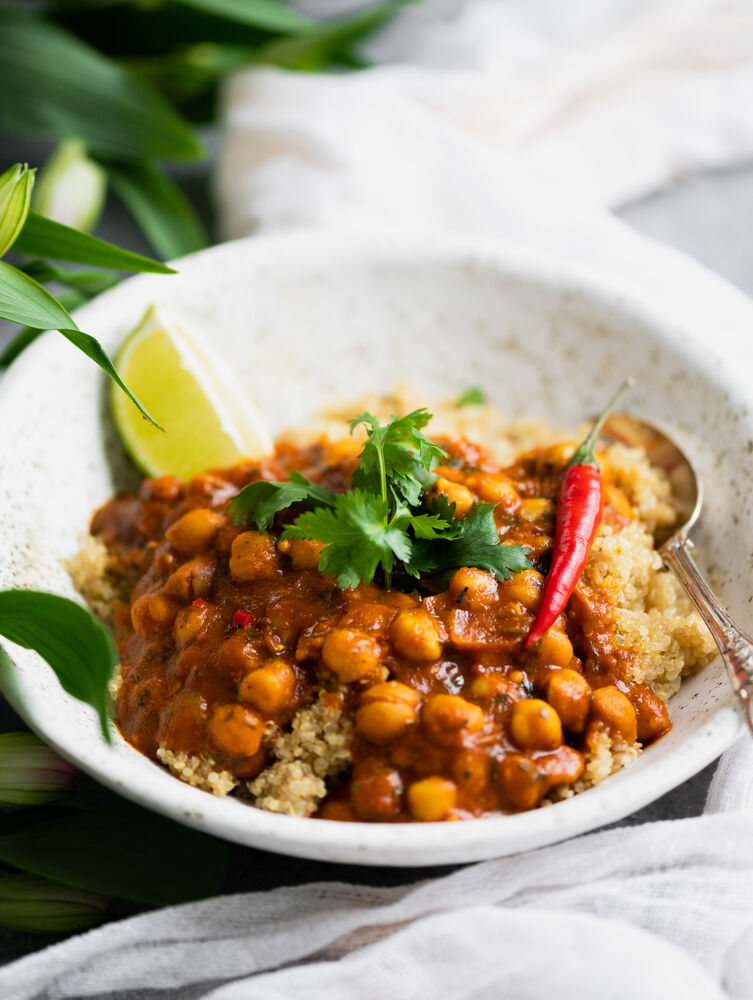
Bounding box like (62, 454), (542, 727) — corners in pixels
(662, 536), (753, 737)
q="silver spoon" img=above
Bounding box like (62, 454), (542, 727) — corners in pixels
(598, 413), (753, 737)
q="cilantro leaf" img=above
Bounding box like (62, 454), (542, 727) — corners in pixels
(226, 472), (335, 531)
(411, 503), (532, 582)
(351, 409), (447, 508)
(455, 386), (487, 408)
(283, 490), (411, 589)
(225, 406), (532, 592)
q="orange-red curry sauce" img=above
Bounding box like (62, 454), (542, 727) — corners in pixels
(93, 435), (670, 822)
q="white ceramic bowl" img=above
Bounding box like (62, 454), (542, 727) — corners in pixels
(0, 232), (747, 866)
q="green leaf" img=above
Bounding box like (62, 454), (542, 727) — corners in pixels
(60, 326), (162, 428)
(415, 504), (533, 582)
(0, 9), (202, 161)
(0, 591), (117, 742)
(351, 409), (446, 508)
(0, 162), (35, 257)
(0, 289), (87, 369)
(173, 0), (310, 33)
(19, 261), (118, 298)
(14, 211), (174, 273)
(227, 471), (336, 531)
(284, 490), (410, 589)
(0, 263), (160, 426)
(254, 0), (418, 71)
(456, 386), (487, 408)
(106, 160), (208, 260)
(0, 874), (108, 934)
(0, 260), (77, 330)
(0, 805), (228, 906)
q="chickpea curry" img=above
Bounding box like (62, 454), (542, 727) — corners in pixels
(91, 409), (678, 824)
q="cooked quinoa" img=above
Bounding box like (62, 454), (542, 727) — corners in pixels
(70, 389), (716, 819)
(247, 694), (353, 816)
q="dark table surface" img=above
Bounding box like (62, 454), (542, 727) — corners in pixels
(1, 132), (751, 965)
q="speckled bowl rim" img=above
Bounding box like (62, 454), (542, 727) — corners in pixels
(0, 230), (746, 867)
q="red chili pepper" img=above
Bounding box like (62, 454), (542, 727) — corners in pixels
(192, 599), (208, 608)
(525, 379), (632, 649)
(233, 609), (255, 630)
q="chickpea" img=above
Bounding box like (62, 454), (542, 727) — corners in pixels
(469, 673), (513, 705)
(319, 801), (358, 822)
(163, 554), (216, 601)
(209, 703), (265, 756)
(174, 600), (213, 645)
(423, 694), (484, 747)
(351, 765), (403, 821)
(142, 475), (181, 502)
(321, 628), (384, 682)
(278, 537), (325, 570)
(165, 508), (225, 554)
(435, 478), (474, 518)
(546, 669), (591, 732)
(466, 473), (520, 507)
(432, 465), (466, 484)
(590, 686), (638, 744)
(498, 568), (544, 611)
(452, 749), (490, 795)
(216, 631), (263, 674)
(390, 609), (442, 662)
(498, 746), (583, 810)
(157, 690), (208, 748)
(634, 690), (671, 743)
(356, 696), (417, 744)
(341, 601), (394, 635)
(408, 777), (457, 821)
(535, 627), (574, 668)
(498, 754), (543, 811)
(360, 681), (421, 709)
(518, 498), (555, 523)
(531, 442), (576, 472)
(239, 661), (296, 715)
(603, 483), (634, 524)
(229, 531), (279, 583)
(510, 698), (563, 750)
(131, 591), (182, 635)
(448, 567), (498, 612)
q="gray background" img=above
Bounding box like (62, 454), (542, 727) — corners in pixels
(0, 144), (751, 961)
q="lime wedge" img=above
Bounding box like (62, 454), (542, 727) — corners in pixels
(111, 305), (272, 480)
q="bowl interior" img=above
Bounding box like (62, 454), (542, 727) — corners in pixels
(0, 233), (745, 866)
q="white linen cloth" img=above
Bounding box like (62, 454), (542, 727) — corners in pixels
(4, 1), (753, 997)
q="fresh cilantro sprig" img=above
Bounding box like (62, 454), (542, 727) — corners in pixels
(227, 410), (532, 590)
(226, 471), (335, 532)
(350, 409), (447, 507)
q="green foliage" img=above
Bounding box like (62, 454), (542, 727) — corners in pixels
(231, 409), (532, 590)
(227, 471), (336, 531)
(0, 592), (117, 742)
(0, 163), (35, 257)
(0, 260), (161, 426)
(455, 386), (487, 408)
(14, 211), (175, 273)
(0, 805), (228, 907)
(106, 160), (208, 260)
(0, 874), (108, 934)
(350, 409), (447, 507)
(0, 9), (202, 161)
(173, 0), (311, 33)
